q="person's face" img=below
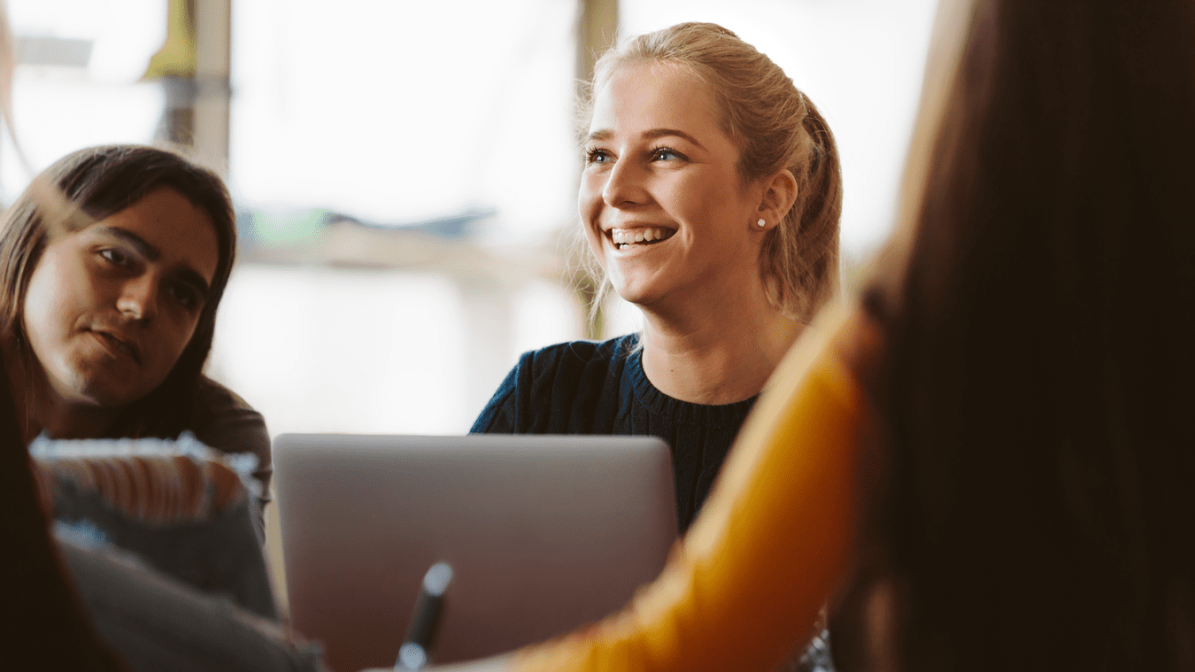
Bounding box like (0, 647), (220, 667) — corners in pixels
(580, 61), (767, 310)
(22, 187), (219, 408)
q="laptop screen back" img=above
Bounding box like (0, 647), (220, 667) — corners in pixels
(273, 433), (677, 671)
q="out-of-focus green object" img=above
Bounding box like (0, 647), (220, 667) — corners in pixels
(143, 0), (196, 80)
(246, 210), (333, 247)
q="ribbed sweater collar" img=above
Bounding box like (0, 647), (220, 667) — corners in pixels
(621, 337), (758, 427)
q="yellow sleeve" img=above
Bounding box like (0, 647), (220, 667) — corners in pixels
(511, 320), (862, 672)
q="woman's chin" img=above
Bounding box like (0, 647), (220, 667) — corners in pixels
(68, 380), (145, 410)
(609, 281), (667, 314)
(51, 364), (154, 411)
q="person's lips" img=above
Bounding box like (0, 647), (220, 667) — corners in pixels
(90, 328), (142, 365)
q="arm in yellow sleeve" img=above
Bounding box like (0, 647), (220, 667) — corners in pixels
(510, 308), (864, 672)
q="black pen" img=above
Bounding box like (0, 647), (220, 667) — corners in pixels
(395, 562), (454, 671)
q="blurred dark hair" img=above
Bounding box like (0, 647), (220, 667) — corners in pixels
(836, 2), (1195, 671)
(0, 144), (237, 439)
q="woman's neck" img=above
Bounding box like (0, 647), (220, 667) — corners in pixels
(2, 339), (115, 444)
(638, 288), (804, 405)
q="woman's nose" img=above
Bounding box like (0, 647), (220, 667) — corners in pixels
(116, 276), (157, 323)
(602, 158), (649, 208)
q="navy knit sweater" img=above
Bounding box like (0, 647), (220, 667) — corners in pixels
(470, 335), (757, 533)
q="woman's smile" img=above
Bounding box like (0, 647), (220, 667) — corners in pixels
(608, 226), (678, 250)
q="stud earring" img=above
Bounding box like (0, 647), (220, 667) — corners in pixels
(756, 218), (766, 228)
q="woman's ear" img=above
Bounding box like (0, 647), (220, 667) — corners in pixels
(755, 169), (798, 231)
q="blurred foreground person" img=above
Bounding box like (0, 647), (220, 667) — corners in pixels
(833, 1), (1195, 670)
(434, 0), (1195, 670)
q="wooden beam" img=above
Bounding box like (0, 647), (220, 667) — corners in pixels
(193, 0), (231, 174)
(572, 0), (618, 340)
(576, 0), (618, 88)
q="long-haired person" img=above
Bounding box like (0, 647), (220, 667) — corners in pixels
(1, 145), (271, 520)
(431, 0), (1195, 670)
(833, 1), (1195, 670)
(472, 22), (841, 533)
(1, 144), (268, 667)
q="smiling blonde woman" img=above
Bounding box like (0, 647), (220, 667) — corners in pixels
(472, 22), (841, 535)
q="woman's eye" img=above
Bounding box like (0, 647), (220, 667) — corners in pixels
(651, 147), (681, 162)
(168, 283), (199, 310)
(99, 248), (131, 266)
(585, 148), (611, 164)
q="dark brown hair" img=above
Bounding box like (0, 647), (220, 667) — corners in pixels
(838, 2), (1195, 671)
(0, 144), (237, 439)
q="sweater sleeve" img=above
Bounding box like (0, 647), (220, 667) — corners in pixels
(190, 378), (272, 537)
(508, 326), (861, 672)
(471, 355), (526, 433)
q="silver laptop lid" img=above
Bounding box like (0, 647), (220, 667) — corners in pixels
(273, 433), (677, 672)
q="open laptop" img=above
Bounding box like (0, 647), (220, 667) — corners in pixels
(273, 434), (677, 672)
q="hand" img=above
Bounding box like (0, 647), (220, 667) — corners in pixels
(358, 653), (513, 672)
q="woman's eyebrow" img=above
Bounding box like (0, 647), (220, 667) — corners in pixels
(99, 225), (159, 261)
(585, 128), (706, 150)
(642, 128), (706, 149)
(98, 225), (212, 298)
(586, 129), (613, 144)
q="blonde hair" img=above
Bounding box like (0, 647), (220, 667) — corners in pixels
(580, 22), (842, 323)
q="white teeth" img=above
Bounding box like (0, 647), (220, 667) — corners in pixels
(610, 227), (672, 248)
